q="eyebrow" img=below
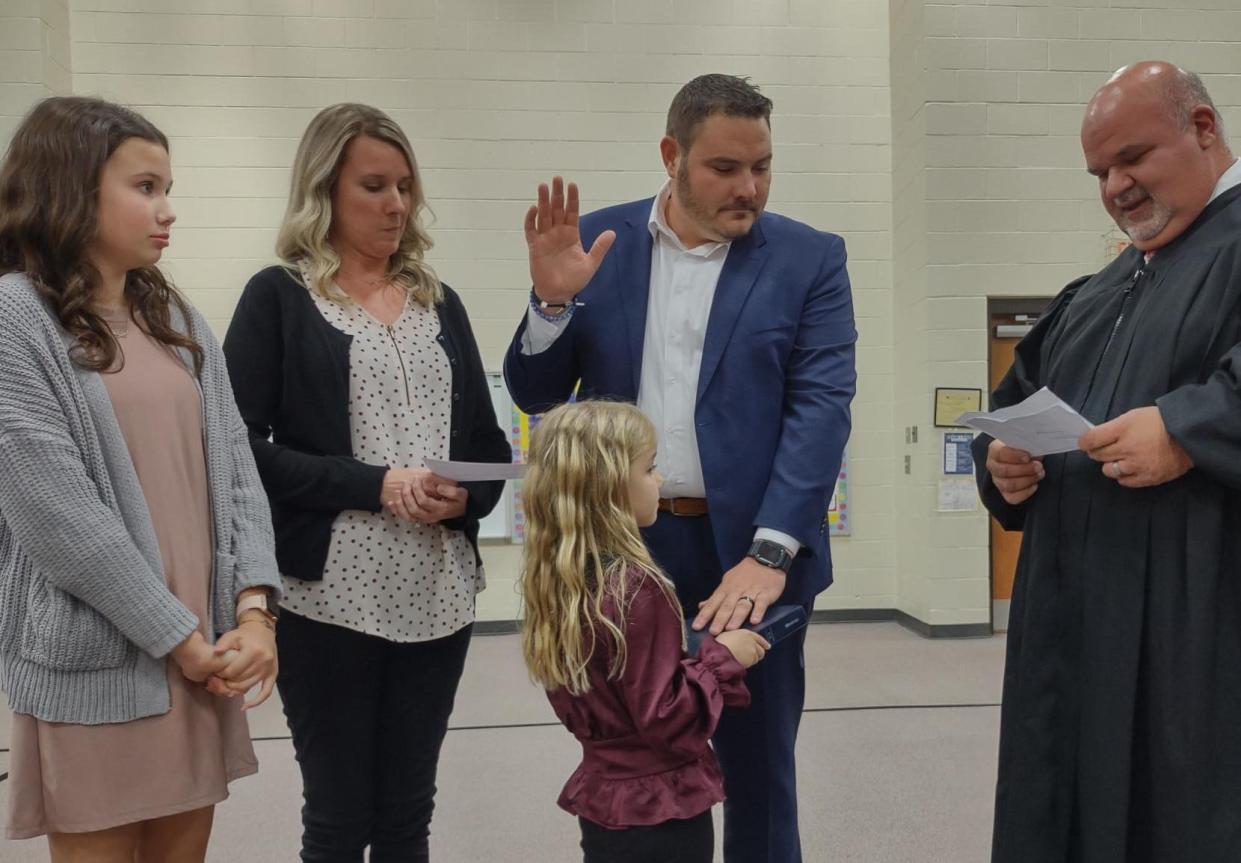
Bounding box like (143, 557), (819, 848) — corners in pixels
(360, 173), (413, 183)
(706, 155), (772, 166)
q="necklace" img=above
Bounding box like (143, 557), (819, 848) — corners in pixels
(97, 308), (132, 338)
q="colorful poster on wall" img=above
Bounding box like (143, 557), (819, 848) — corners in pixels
(826, 449), (850, 536)
(508, 404), (542, 543)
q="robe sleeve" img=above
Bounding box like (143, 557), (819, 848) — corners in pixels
(973, 276), (1091, 530)
(1157, 342), (1241, 490)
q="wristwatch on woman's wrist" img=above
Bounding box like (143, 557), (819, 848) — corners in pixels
(236, 591), (279, 626)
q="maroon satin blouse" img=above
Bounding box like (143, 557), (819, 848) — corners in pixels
(544, 568), (750, 829)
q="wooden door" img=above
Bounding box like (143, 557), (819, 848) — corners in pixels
(988, 327), (1022, 631)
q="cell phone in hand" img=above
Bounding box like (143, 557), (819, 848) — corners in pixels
(684, 604), (810, 657)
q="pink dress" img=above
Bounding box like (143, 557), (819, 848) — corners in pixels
(6, 322), (257, 838)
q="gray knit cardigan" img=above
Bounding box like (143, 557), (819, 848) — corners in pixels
(0, 273), (281, 725)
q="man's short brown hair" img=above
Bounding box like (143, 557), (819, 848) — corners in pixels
(666, 74), (773, 151)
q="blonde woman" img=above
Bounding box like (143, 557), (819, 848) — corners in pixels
(519, 401), (768, 863)
(223, 103), (509, 862)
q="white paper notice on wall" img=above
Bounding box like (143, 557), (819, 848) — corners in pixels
(937, 478), (978, 513)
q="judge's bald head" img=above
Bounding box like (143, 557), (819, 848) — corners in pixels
(1082, 61), (1234, 252)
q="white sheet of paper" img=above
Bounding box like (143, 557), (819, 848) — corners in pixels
(955, 387), (1093, 456)
(423, 458), (527, 482)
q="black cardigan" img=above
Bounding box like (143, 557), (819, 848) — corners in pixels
(222, 265), (511, 582)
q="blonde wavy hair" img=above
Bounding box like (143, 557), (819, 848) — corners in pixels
(519, 401), (681, 695)
(276, 103), (441, 306)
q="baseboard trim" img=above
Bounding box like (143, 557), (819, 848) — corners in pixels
(475, 609), (992, 639)
(473, 619), (521, 636)
(810, 608), (991, 638)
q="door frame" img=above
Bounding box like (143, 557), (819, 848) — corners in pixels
(986, 297), (1054, 633)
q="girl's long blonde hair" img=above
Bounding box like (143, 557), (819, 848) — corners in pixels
(276, 102), (441, 307)
(519, 401), (679, 695)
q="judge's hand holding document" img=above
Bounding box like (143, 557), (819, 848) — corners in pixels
(987, 405), (1193, 502)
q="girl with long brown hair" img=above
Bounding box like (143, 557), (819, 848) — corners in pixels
(519, 400), (768, 863)
(0, 96), (281, 862)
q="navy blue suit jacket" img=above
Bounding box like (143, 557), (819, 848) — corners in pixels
(504, 198), (856, 604)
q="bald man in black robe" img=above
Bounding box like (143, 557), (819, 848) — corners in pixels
(974, 62), (1241, 862)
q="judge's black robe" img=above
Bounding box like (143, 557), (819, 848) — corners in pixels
(973, 183), (1241, 863)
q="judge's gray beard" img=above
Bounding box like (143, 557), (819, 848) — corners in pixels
(1114, 189), (1173, 243)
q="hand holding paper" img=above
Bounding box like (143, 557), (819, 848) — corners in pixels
(956, 387), (1093, 457)
(1078, 406), (1193, 489)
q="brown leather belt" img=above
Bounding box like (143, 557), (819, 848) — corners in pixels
(658, 497), (708, 517)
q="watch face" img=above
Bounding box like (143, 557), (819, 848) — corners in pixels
(751, 541), (790, 570)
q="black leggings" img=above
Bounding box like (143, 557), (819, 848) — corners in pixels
(579, 811), (714, 863)
(276, 610), (473, 863)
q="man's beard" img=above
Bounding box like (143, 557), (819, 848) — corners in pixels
(675, 164), (758, 241)
(1113, 186), (1173, 243)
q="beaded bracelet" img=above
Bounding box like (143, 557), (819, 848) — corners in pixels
(530, 288), (581, 323)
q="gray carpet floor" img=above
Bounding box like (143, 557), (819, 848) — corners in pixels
(0, 622), (1004, 862)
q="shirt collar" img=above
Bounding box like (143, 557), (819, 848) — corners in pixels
(647, 181), (731, 259)
(1208, 157), (1241, 205)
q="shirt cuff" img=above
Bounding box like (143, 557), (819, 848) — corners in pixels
(753, 528), (801, 558)
(520, 304), (573, 355)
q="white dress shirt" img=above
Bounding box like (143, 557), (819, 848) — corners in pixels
(522, 181), (800, 557)
(1209, 157), (1241, 204)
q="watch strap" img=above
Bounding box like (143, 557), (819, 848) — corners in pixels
(236, 592), (278, 624)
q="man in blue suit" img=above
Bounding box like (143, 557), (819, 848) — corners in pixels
(504, 74), (856, 863)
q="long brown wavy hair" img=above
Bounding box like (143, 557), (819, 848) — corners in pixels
(0, 96), (203, 373)
(519, 401), (681, 695)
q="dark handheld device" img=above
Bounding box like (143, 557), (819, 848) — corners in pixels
(684, 604), (809, 657)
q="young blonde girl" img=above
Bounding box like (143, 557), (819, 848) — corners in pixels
(519, 400), (768, 863)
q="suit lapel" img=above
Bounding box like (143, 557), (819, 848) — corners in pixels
(617, 210), (654, 397)
(697, 221), (769, 404)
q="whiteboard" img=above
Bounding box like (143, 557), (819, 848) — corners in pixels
(477, 373), (513, 539)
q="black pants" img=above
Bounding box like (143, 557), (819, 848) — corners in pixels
(579, 812), (714, 863)
(276, 610), (473, 863)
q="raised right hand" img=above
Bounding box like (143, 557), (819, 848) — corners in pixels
(986, 438), (1044, 505)
(170, 630), (228, 683)
(525, 176), (615, 305)
(714, 629), (771, 669)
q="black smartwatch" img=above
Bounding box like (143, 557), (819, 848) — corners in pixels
(747, 539), (794, 573)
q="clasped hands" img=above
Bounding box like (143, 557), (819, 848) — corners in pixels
(382, 467), (468, 524)
(170, 618), (276, 711)
(987, 405), (1193, 505)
